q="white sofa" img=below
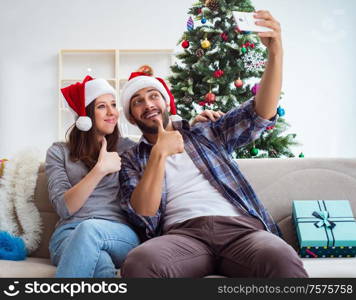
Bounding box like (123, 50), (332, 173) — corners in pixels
(1, 158), (356, 277)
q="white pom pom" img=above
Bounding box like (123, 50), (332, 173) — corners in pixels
(76, 116), (92, 131)
(170, 115), (182, 122)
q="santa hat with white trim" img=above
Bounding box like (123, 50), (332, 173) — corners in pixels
(121, 72), (181, 124)
(61, 75), (116, 131)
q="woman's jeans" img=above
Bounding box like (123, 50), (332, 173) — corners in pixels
(49, 218), (140, 278)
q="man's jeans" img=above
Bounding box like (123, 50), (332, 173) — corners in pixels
(49, 218), (140, 278)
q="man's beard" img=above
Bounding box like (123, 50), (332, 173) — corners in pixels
(133, 110), (170, 134)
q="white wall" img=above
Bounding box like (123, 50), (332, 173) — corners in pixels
(0, 0), (355, 159)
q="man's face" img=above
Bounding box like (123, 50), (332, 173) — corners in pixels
(129, 87), (170, 134)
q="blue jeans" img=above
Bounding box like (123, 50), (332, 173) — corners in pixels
(49, 218), (140, 278)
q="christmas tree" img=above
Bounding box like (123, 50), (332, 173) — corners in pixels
(168, 0), (300, 158)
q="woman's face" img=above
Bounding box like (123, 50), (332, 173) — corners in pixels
(94, 94), (119, 136)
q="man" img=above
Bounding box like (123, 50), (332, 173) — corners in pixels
(119, 11), (308, 278)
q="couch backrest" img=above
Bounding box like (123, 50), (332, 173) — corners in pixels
(30, 158), (356, 258)
(238, 158), (356, 250)
(30, 165), (59, 258)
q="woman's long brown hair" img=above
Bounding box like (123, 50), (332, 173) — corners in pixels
(66, 100), (120, 170)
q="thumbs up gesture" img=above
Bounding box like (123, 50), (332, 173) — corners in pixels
(154, 119), (184, 157)
(96, 137), (122, 175)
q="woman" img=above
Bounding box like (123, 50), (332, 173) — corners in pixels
(46, 75), (222, 277)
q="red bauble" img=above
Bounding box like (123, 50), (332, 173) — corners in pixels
(250, 43), (255, 48)
(205, 92), (216, 104)
(213, 70), (224, 78)
(234, 79), (243, 88)
(245, 42), (250, 47)
(220, 32), (228, 41)
(181, 40), (190, 49)
(198, 101), (206, 106)
(266, 126), (275, 130)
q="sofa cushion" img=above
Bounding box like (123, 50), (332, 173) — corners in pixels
(0, 257), (56, 278)
(302, 257), (356, 277)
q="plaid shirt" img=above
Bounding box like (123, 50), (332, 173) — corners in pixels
(119, 99), (281, 240)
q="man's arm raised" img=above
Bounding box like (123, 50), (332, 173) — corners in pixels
(130, 119), (184, 216)
(253, 10), (283, 120)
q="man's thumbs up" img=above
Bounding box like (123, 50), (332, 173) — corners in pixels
(154, 118), (165, 133)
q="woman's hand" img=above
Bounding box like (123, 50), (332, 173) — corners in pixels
(191, 110), (225, 126)
(254, 10), (283, 57)
(96, 137), (121, 175)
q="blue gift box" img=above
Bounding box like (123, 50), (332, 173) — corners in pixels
(292, 200), (356, 258)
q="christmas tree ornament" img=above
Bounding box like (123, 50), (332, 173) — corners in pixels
(299, 152), (305, 158)
(277, 106), (286, 117)
(234, 78), (243, 88)
(187, 16), (194, 31)
(250, 147), (259, 156)
(201, 38), (211, 49)
(204, 92), (216, 104)
(242, 31), (252, 35)
(181, 40), (190, 49)
(205, 0), (219, 11)
(213, 70), (224, 78)
(251, 83), (260, 95)
(201, 17), (207, 24)
(196, 48), (205, 57)
(182, 96), (193, 104)
(220, 32), (228, 41)
(137, 65), (154, 76)
(269, 149), (278, 157)
(167, 0), (298, 159)
(234, 27), (242, 34)
(242, 51), (266, 73)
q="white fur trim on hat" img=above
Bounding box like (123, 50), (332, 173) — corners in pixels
(121, 76), (170, 122)
(76, 116), (92, 131)
(85, 79), (116, 107)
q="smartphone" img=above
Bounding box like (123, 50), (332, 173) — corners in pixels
(233, 11), (272, 33)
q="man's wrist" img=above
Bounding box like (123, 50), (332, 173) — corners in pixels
(151, 145), (168, 160)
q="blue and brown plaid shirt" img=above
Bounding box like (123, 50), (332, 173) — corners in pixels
(119, 99), (281, 240)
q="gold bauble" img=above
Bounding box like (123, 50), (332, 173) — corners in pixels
(201, 38), (211, 49)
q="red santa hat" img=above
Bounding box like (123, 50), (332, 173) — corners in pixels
(61, 75), (116, 131)
(120, 72), (180, 124)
